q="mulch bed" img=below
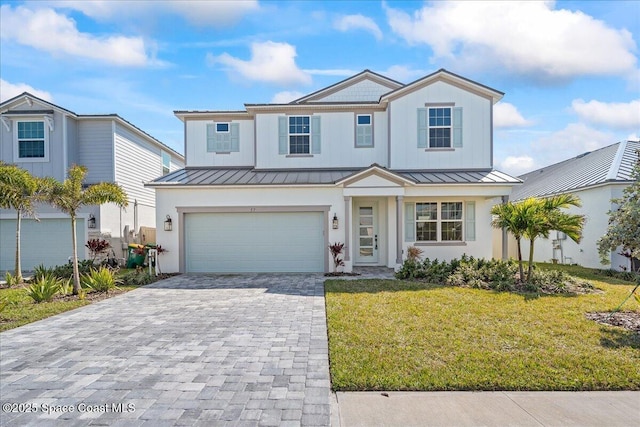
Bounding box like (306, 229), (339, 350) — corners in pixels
(585, 311), (640, 334)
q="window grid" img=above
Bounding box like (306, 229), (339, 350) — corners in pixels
(356, 114), (373, 147)
(289, 116), (310, 154)
(415, 202), (463, 242)
(17, 121), (45, 158)
(428, 107), (452, 148)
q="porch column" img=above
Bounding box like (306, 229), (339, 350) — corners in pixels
(396, 195), (403, 264)
(344, 196), (351, 261)
(501, 195), (508, 260)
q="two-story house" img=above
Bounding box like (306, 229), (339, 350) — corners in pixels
(0, 92), (184, 273)
(147, 69), (520, 273)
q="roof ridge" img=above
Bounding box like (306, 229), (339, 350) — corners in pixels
(606, 140), (627, 180)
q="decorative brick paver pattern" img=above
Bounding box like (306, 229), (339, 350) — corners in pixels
(0, 274), (330, 426)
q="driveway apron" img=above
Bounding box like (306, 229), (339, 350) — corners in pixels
(0, 274), (331, 426)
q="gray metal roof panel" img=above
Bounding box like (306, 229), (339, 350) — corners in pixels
(511, 141), (639, 200)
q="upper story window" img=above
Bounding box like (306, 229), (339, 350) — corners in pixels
(289, 116), (310, 154)
(428, 108), (451, 148)
(207, 122), (239, 153)
(417, 106), (462, 149)
(355, 114), (373, 147)
(15, 120), (48, 162)
(161, 151), (171, 175)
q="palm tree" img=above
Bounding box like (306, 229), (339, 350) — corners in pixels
(48, 165), (128, 294)
(0, 162), (55, 282)
(523, 194), (584, 280)
(491, 199), (537, 281)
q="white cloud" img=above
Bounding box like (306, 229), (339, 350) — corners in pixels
(304, 69), (356, 77)
(47, 0), (259, 27)
(533, 123), (617, 166)
(385, 1), (637, 81)
(0, 5), (158, 67)
(208, 41), (312, 86)
(380, 65), (424, 83)
(334, 14), (383, 40)
(271, 91), (305, 104)
(571, 99), (640, 130)
(500, 155), (536, 176)
(494, 102), (532, 128)
(0, 80), (52, 102)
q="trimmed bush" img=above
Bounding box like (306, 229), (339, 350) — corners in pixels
(25, 275), (62, 303)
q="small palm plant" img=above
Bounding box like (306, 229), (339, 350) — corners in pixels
(25, 275), (62, 303)
(81, 267), (121, 293)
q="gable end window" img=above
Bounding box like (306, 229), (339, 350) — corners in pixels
(207, 122), (239, 153)
(429, 108), (451, 148)
(418, 107), (463, 149)
(15, 120), (48, 161)
(355, 114), (373, 147)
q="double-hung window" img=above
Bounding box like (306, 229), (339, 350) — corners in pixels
(355, 114), (373, 147)
(415, 201), (463, 242)
(289, 116), (310, 154)
(17, 121), (46, 159)
(428, 107), (451, 148)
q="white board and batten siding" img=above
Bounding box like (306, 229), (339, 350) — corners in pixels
(77, 120), (115, 183)
(389, 80), (493, 170)
(185, 119), (255, 167)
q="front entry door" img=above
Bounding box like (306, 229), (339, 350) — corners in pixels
(355, 202), (378, 264)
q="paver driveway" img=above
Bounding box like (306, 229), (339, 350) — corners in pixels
(0, 274), (331, 426)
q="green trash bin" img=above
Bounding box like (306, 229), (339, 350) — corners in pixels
(126, 244), (146, 268)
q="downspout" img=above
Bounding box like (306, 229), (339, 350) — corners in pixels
(501, 195), (508, 260)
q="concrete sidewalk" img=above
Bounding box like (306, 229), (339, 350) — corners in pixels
(331, 391), (640, 426)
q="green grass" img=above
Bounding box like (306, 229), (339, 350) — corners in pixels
(326, 272), (640, 391)
(0, 269), (147, 332)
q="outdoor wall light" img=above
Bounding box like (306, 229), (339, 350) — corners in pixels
(332, 213), (339, 229)
(88, 214), (96, 229)
(164, 215), (173, 231)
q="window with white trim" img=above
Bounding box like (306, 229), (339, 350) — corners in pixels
(161, 151), (171, 175)
(289, 116), (310, 154)
(416, 201), (463, 242)
(355, 114), (373, 147)
(428, 107), (451, 148)
(206, 122), (239, 152)
(17, 121), (46, 159)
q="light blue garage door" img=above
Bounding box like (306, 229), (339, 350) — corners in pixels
(0, 218), (85, 272)
(184, 212), (325, 273)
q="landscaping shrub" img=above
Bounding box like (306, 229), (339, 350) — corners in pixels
(25, 275), (62, 303)
(4, 272), (20, 287)
(119, 269), (155, 287)
(397, 255), (594, 295)
(51, 260), (95, 279)
(81, 267), (120, 293)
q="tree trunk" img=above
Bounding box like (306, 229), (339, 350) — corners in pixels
(71, 215), (81, 295)
(516, 237), (524, 282)
(14, 209), (22, 282)
(527, 238), (535, 281)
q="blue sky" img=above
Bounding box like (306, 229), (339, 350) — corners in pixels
(1, 0), (638, 176)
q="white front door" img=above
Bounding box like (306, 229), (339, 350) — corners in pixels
(355, 202), (378, 264)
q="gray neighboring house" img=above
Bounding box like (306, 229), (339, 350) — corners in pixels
(0, 92), (184, 273)
(507, 140), (640, 271)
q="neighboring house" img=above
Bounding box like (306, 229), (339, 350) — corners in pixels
(147, 69), (520, 274)
(0, 92), (184, 272)
(507, 140), (640, 271)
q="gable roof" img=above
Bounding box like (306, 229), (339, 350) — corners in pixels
(1, 92), (183, 159)
(511, 140), (640, 200)
(292, 70), (403, 104)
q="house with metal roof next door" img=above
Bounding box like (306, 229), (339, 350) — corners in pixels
(507, 140), (640, 271)
(147, 69), (520, 274)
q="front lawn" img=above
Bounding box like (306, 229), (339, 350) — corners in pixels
(325, 272), (640, 391)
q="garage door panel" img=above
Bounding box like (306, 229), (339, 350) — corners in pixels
(185, 212), (324, 273)
(0, 218), (85, 272)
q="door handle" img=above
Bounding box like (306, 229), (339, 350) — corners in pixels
(375, 234), (378, 250)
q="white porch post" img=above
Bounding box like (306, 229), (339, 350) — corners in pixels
(501, 195), (508, 260)
(396, 195), (403, 264)
(344, 196), (351, 261)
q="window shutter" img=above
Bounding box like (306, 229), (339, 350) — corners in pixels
(278, 116), (287, 154)
(230, 123), (240, 152)
(311, 116), (321, 154)
(465, 201), (476, 241)
(453, 107), (463, 148)
(206, 124), (215, 152)
(417, 108), (428, 148)
(404, 203), (415, 242)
